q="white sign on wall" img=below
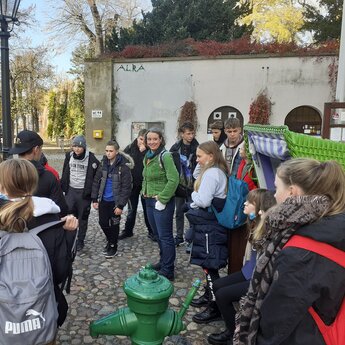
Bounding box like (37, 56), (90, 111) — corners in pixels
(92, 110), (103, 118)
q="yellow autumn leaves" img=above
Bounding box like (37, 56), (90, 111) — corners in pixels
(236, 0), (305, 43)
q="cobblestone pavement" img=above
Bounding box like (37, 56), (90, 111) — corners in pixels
(45, 150), (227, 345)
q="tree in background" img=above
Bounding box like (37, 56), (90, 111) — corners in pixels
(45, 0), (149, 57)
(107, 0), (251, 51)
(236, 0), (304, 43)
(47, 80), (85, 140)
(303, 0), (343, 43)
(10, 47), (54, 134)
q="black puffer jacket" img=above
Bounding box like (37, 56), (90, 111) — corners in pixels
(91, 152), (133, 209)
(186, 207), (228, 270)
(257, 213), (345, 345)
(61, 150), (100, 199)
(31, 160), (68, 217)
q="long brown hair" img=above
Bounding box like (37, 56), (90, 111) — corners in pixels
(0, 159), (38, 232)
(194, 141), (228, 191)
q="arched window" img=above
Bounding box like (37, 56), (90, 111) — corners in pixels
(207, 106), (244, 133)
(285, 106), (322, 136)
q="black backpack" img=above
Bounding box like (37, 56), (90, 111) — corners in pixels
(159, 150), (193, 199)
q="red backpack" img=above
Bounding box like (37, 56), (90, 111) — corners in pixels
(284, 235), (345, 345)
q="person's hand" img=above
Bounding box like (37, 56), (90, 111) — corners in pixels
(61, 215), (78, 231)
(114, 207), (122, 216)
(155, 200), (166, 211)
(93, 202), (99, 210)
(138, 143), (146, 152)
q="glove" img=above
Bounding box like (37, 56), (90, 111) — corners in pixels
(155, 200), (166, 211)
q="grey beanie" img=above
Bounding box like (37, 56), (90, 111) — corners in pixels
(72, 135), (86, 149)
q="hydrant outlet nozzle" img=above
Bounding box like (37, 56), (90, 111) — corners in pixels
(178, 279), (201, 318)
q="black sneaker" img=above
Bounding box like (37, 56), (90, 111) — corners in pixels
(102, 242), (110, 255)
(118, 231), (133, 240)
(105, 244), (118, 259)
(174, 237), (184, 247)
(158, 270), (175, 281)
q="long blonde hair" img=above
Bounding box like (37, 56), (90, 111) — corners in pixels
(0, 159), (38, 232)
(194, 141), (228, 191)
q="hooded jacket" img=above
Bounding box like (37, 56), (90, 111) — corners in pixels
(91, 151), (133, 209)
(256, 213), (345, 345)
(30, 160), (68, 217)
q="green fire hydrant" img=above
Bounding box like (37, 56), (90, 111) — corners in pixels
(89, 263), (201, 345)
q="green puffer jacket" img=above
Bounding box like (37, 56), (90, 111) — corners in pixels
(142, 151), (179, 204)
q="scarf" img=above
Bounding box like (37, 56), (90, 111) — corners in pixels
(234, 195), (331, 345)
(145, 145), (165, 160)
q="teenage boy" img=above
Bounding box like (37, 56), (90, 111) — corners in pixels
(210, 120), (227, 147)
(61, 135), (100, 251)
(118, 129), (154, 240)
(220, 118), (247, 274)
(170, 122), (199, 246)
(9, 130), (68, 217)
(220, 118), (244, 176)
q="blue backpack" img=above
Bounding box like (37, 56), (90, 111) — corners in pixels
(212, 176), (249, 229)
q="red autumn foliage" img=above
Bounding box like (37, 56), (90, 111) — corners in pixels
(105, 37), (339, 59)
(249, 92), (272, 125)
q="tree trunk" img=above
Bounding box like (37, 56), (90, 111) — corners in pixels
(87, 0), (104, 56)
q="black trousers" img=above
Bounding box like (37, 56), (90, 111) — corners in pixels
(124, 185), (152, 235)
(65, 187), (91, 243)
(214, 271), (249, 333)
(98, 200), (120, 247)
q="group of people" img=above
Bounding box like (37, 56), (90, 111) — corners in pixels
(0, 123), (344, 345)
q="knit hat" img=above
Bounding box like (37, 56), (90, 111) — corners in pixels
(9, 130), (44, 155)
(71, 135), (86, 149)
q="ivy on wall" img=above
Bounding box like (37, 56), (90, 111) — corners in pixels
(249, 90), (272, 124)
(177, 101), (198, 135)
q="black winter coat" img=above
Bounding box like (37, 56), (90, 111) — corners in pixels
(31, 160), (68, 217)
(257, 213), (345, 345)
(170, 138), (199, 173)
(186, 207), (228, 270)
(61, 151), (100, 199)
(28, 213), (75, 327)
(124, 139), (146, 187)
(91, 152), (133, 209)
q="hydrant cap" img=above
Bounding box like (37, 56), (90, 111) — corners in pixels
(124, 263), (173, 301)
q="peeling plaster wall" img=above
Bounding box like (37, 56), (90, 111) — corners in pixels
(85, 55), (335, 154)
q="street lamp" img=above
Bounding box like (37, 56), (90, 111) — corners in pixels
(0, 0), (21, 160)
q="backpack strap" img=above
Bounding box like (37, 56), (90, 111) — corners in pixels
(0, 220), (64, 239)
(159, 149), (168, 170)
(284, 235), (345, 335)
(284, 235), (345, 268)
(29, 220), (65, 236)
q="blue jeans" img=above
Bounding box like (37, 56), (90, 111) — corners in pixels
(145, 197), (176, 275)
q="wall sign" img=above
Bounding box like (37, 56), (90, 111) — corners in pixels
(117, 64), (145, 72)
(92, 110), (103, 118)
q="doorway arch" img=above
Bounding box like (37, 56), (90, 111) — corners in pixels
(207, 106), (244, 133)
(285, 106), (322, 136)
